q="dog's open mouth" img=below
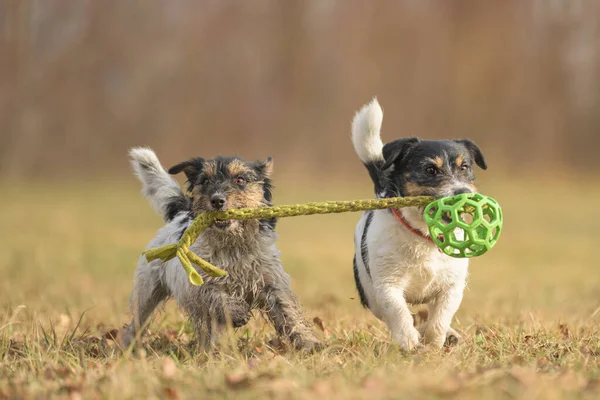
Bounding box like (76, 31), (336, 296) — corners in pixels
(212, 219), (233, 229)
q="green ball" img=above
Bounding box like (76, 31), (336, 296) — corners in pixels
(424, 193), (503, 258)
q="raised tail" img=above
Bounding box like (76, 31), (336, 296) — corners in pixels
(129, 147), (189, 222)
(351, 98), (385, 195)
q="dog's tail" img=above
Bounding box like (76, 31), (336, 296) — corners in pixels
(129, 147), (190, 222)
(351, 98), (385, 195)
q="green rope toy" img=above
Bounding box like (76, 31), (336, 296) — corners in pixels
(144, 193), (503, 286)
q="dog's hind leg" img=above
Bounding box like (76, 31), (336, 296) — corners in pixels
(179, 285), (251, 350)
(258, 285), (322, 353)
(121, 264), (170, 348)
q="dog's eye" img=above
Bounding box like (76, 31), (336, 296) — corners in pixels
(198, 177), (207, 185)
(425, 167), (438, 176)
(235, 177), (246, 185)
(461, 163), (470, 171)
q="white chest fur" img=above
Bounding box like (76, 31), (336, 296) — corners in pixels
(354, 209), (468, 319)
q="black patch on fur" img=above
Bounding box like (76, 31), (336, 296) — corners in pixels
(360, 211), (373, 278)
(259, 216), (278, 232)
(353, 256), (369, 309)
(168, 158), (205, 192)
(381, 137), (421, 170)
(253, 158), (277, 232)
(364, 162), (384, 195)
(454, 139), (487, 170)
(175, 215), (191, 240)
(165, 196), (191, 222)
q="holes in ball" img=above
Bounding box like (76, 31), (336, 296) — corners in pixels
(460, 212), (474, 225)
(490, 226), (500, 240)
(453, 227), (466, 242)
(440, 211), (452, 226)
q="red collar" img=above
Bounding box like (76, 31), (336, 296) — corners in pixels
(391, 208), (435, 244)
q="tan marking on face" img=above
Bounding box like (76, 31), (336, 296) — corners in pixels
(425, 157), (444, 169)
(403, 182), (432, 197)
(229, 184), (265, 209)
(466, 183), (478, 193)
(456, 155), (464, 167)
(403, 172), (411, 179)
(202, 161), (217, 177)
(227, 159), (252, 177)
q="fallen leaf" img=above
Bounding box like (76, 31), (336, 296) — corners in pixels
(60, 384), (82, 395)
(162, 358), (177, 378)
(559, 324), (570, 339)
(44, 366), (72, 380)
(581, 345), (600, 356)
(585, 378), (600, 392)
(430, 376), (462, 395)
(313, 317), (329, 335)
(511, 355), (526, 365)
(557, 370), (587, 390)
(104, 329), (119, 341)
(69, 391), (82, 400)
(262, 378), (297, 395)
(247, 358), (259, 369)
(311, 379), (332, 396)
(59, 314), (71, 329)
(267, 337), (285, 351)
(537, 356), (550, 370)
(225, 373), (251, 389)
(163, 387), (179, 399)
(509, 366), (537, 387)
(362, 376), (385, 393)
(160, 330), (178, 343)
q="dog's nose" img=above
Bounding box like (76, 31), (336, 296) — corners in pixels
(453, 187), (473, 196)
(210, 194), (226, 209)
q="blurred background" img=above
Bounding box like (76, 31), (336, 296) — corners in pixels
(1, 0), (600, 340)
(1, 2), (600, 397)
(1, 0), (599, 179)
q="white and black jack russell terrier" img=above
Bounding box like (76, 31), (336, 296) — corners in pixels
(351, 98), (488, 351)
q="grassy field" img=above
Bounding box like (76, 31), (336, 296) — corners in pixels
(1, 176), (599, 399)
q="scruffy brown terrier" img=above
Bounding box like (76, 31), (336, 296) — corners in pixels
(120, 148), (321, 352)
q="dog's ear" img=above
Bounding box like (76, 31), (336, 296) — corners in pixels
(455, 139), (487, 170)
(168, 157), (205, 183)
(253, 157), (273, 179)
(381, 138), (420, 170)
(253, 157), (274, 202)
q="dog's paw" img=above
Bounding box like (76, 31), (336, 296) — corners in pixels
(392, 326), (421, 351)
(294, 338), (325, 354)
(444, 327), (461, 347)
(116, 326), (135, 348)
(224, 297), (251, 328)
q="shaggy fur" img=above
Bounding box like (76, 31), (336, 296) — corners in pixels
(121, 148), (320, 352)
(351, 98), (488, 351)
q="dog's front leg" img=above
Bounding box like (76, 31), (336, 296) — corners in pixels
(259, 285), (322, 353)
(180, 285), (251, 349)
(422, 285), (464, 348)
(375, 285), (420, 351)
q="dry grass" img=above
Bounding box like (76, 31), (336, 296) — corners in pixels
(1, 177), (599, 399)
